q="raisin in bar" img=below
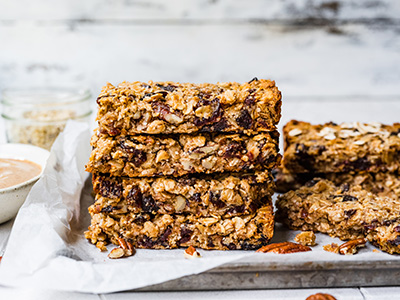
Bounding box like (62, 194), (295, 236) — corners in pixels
(86, 132), (280, 177)
(96, 79), (281, 136)
(282, 120), (400, 173)
(276, 178), (400, 242)
(85, 203), (274, 250)
(91, 171), (274, 217)
(274, 167), (400, 195)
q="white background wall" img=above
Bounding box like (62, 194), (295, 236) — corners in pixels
(0, 0), (399, 99)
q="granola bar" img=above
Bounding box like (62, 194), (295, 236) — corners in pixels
(96, 79), (281, 136)
(282, 120), (400, 173)
(85, 203), (274, 250)
(86, 132), (280, 177)
(366, 222), (400, 254)
(275, 178), (400, 241)
(274, 167), (400, 195)
(91, 172), (274, 217)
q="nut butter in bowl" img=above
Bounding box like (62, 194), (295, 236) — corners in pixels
(0, 143), (49, 224)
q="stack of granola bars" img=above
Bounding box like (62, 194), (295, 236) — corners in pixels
(85, 79), (282, 252)
(275, 120), (400, 254)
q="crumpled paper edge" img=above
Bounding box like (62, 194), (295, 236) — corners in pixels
(0, 121), (250, 293)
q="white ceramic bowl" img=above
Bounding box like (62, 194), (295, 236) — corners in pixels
(0, 143), (50, 224)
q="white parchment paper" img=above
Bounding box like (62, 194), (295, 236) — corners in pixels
(0, 120), (398, 293)
(0, 121), (250, 293)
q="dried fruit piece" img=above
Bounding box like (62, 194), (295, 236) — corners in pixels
(184, 246), (201, 259)
(256, 242), (311, 254)
(306, 293), (337, 300)
(338, 238), (366, 255)
(294, 231), (316, 246)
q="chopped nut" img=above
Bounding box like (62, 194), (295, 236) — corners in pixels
(373, 249), (380, 253)
(118, 237), (128, 250)
(306, 293), (337, 300)
(256, 242), (311, 254)
(96, 241), (107, 252)
(184, 246), (201, 259)
(294, 231), (316, 246)
(194, 105), (213, 119)
(108, 246), (135, 259)
(108, 247), (125, 259)
(147, 120), (166, 134)
(197, 145), (217, 154)
(174, 195), (187, 212)
(163, 113), (183, 125)
(338, 238), (366, 255)
(181, 159), (193, 171)
(155, 150), (169, 163)
(202, 156), (217, 169)
(323, 243), (339, 253)
(288, 128), (302, 136)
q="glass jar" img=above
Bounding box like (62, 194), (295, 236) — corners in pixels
(1, 87), (92, 150)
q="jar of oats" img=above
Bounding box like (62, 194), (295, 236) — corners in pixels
(1, 87), (92, 150)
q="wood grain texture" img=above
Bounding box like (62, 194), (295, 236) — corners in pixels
(1, 23), (399, 96)
(0, 0), (399, 97)
(1, 0), (399, 21)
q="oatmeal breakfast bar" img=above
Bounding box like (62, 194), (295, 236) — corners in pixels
(282, 120), (400, 173)
(274, 167), (400, 195)
(96, 78), (281, 136)
(276, 178), (400, 253)
(91, 171), (274, 217)
(86, 131), (280, 177)
(85, 202), (274, 250)
(366, 222), (400, 255)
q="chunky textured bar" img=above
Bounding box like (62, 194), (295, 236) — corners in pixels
(276, 179), (400, 252)
(274, 167), (400, 195)
(86, 131), (280, 177)
(367, 222), (400, 254)
(282, 120), (400, 173)
(91, 171), (274, 217)
(85, 203), (274, 250)
(96, 79), (281, 136)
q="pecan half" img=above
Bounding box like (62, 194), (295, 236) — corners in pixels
(109, 239), (135, 259)
(256, 242), (311, 254)
(108, 247), (125, 259)
(306, 293), (337, 300)
(338, 238), (366, 255)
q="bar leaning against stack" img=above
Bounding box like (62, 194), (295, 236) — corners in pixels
(275, 120), (400, 254)
(85, 79), (282, 252)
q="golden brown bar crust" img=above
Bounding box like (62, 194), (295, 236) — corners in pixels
(274, 167), (400, 195)
(282, 120), (400, 173)
(85, 203), (274, 250)
(276, 179), (400, 241)
(91, 172), (274, 217)
(96, 79), (282, 136)
(366, 222), (400, 254)
(87, 131), (280, 177)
